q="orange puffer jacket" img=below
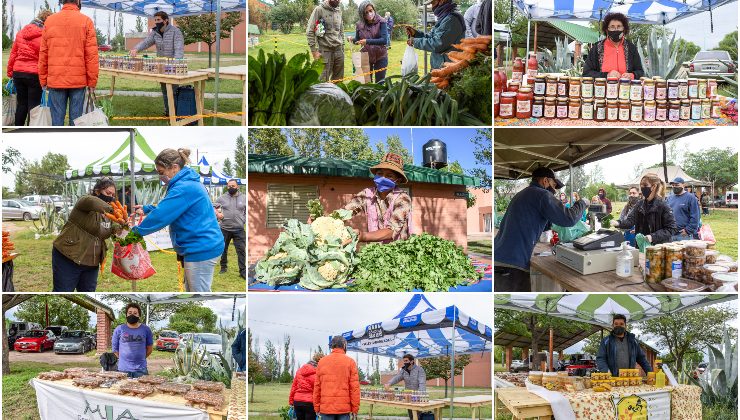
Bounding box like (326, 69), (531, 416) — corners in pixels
(313, 348), (360, 415)
(289, 362), (317, 405)
(39, 3), (99, 88)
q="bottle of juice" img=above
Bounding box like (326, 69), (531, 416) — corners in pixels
(655, 360), (665, 388)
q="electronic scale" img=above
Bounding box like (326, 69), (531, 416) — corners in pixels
(554, 230), (638, 275)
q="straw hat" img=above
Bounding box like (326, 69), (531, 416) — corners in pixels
(370, 153), (408, 184)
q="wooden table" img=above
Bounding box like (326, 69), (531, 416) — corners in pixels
(432, 395), (492, 419)
(98, 68), (209, 126)
(495, 387), (553, 419)
(360, 397), (447, 420)
(196, 65), (246, 125)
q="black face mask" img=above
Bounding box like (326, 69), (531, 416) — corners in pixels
(608, 30), (623, 42)
(328, 0), (340, 7)
(598, 193), (605, 199)
(228, 187), (239, 195)
(97, 194), (115, 203)
(126, 315), (140, 324)
(641, 186), (653, 199)
(673, 187), (683, 195)
(155, 22), (165, 32)
(612, 326), (626, 336)
(403, 362), (412, 370)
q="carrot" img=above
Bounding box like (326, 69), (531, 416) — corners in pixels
(436, 60), (469, 77)
(431, 76), (447, 84)
(431, 68), (445, 77)
(436, 80), (449, 89)
(123, 204), (128, 216)
(104, 213), (118, 222)
(447, 51), (475, 62)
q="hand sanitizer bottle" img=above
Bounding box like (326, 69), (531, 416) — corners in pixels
(616, 241), (633, 278)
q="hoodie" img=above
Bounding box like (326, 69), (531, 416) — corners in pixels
(133, 167), (224, 262)
(7, 20), (44, 77)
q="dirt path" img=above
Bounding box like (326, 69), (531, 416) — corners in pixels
(2, 221), (27, 234)
(9, 350), (175, 371)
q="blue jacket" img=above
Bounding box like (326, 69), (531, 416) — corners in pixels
(666, 192), (701, 236)
(411, 12), (465, 69)
(133, 167), (224, 262)
(231, 329), (246, 372)
(596, 331), (652, 376)
(494, 182), (588, 270)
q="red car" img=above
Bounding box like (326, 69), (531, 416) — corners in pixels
(155, 330), (180, 351)
(14, 330), (56, 352)
(98, 44), (112, 52)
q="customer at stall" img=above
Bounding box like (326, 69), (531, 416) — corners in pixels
(129, 11), (184, 117)
(568, 192), (588, 222)
(701, 191), (711, 215)
(558, 192), (568, 205)
(313, 336), (360, 420)
(494, 167), (589, 292)
(112, 302), (153, 378)
(385, 12), (394, 48)
(52, 178), (121, 292)
(667, 177), (701, 240)
(350, 1), (388, 83)
(405, 0), (465, 69)
(610, 173), (678, 245)
(131, 148), (224, 292)
(464, 0), (481, 38)
(231, 328), (246, 372)
(596, 314), (652, 377)
(307, 0), (345, 82)
(216, 179), (246, 279)
(385, 354), (427, 419)
(582, 12), (644, 79)
(290, 352), (323, 420)
(596, 187), (613, 214)
(619, 187), (641, 224)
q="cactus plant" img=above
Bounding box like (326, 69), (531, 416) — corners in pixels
(638, 28), (690, 79)
(30, 203), (66, 237)
(538, 37), (574, 73)
(695, 328), (738, 409)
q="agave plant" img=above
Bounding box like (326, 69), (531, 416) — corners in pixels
(638, 28), (689, 79)
(31, 203), (66, 237)
(172, 328), (238, 388)
(695, 328), (738, 408)
(538, 37), (574, 73)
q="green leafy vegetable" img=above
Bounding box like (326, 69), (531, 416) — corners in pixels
(307, 199), (324, 220)
(447, 53), (492, 125)
(113, 230), (146, 250)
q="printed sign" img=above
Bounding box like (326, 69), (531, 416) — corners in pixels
(611, 389), (671, 420)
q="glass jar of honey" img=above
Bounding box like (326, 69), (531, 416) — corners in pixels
(644, 100), (656, 122)
(619, 99), (631, 121)
(556, 97), (569, 119)
(630, 80), (643, 101)
(618, 78), (631, 100)
(680, 99), (691, 120)
(544, 97), (557, 118)
(655, 79), (667, 100)
(643, 79), (655, 101)
(606, 77), (619, 99)
(581, 77), (594, 98)
(569, 77), (582, 98)
(690, 99), (702, 120)
(656, 100), (667, 121)
(667, 79), (679, 99)
(711, 98), (722, 118)
(568, 97), (581, 119)
(546, 76), (558, 96)
(595, 99), (607, 121)
(678, 80), (689, 99)
(557, 77), (569, 97)
(668, 100), (681, 121)
(698, 79), (707, 99)
(533, 76), (546, 95)
(630, 100), (643, 122)
(708, 79), (718, 98)
(532, 95), (545, 118)
(701, 98), (711, 119)
(582, 98), (594, 119)
(594, 78), (607, 98)
(688, 78), (699, 98)
(607, 99), (619, 121)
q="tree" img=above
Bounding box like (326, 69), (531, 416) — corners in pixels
(248, 329), (266, 384)
(167, 302), (218, 333)
(675, 38), (701, 60)
(287, 128), (374, 159)
(2, 1), (10, 48)
(2, 147), (20, 174)
(581, 331), (605, 357)
(14, 153), (70, 196)
(387, 358), (395, 371)
(14, 296), (91, 331)
(278, 334), (293, 383)
(373, 134), (412, 163)
(100, 295), (188, 325)
(684, 148), (738, 190)
(715, 30), (738, 61)
(96, 28), (106, 46)
(262, 339), (281, 381)
(248, 0), (270, 31)
(470, 128), (492, 190)
(376, 0), (422, 40)
(235, 134), (246, 178)
(223, 157), (233, 177)
(269, 2), (303, 34)
(135, 16), (145, 33)
(419, 355), (472, 397)
(178, 12), (244, 66)
(247, 129), (292, 155)
(634, 306), (738, 371)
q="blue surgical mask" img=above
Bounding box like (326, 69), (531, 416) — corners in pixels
(373, 175), (396, 192)
(159, 175), (170, 185)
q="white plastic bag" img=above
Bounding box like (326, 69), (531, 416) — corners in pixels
(401, 45), (418, 76)
(29, 89), (52, 126)
(73, 88), (108, 126)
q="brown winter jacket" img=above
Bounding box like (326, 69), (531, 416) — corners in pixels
(313, 348), (360, 415)
(53, 195), (114, 267)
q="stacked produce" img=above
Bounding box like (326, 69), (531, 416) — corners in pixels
(184, 389), (225, 410)
(118, 380), (156, 398)
(360, 388), (429, 403)
(157, 382), (192, 396)
(430, 35), (492, 89)
(193, 380), (226, 392)
(65, 368), (95, 379)
(104, 201), (128, 225)
(99, 55), (188, 75)
(643, 239), (739, 291)
(254, 200), (358, 290)
(37, 371), (66, 381)
(495, 372), (528, 387)
(348, 233), (482, 292)
(2, 230), (15, 261)
(95, 371), (129, 380)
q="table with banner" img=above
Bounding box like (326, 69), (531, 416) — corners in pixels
(432, 395), (492, 419)
(360, 397), (448, 420)
(97, 68), (210, 126)
(196, 65), (246, 126)
(496, 384), (701, 420)
(32, 378), (228, 420)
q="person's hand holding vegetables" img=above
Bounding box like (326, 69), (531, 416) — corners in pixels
(133, 204), (145, 216)
(342, 228), (361, 247)
(610, 220), (620, 228)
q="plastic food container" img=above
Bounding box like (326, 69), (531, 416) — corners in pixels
(684, 241), (707, 257)
(704, 264), (730, 285)
(716, 261), (738, 272)
(682, 256), (707, 280)
(528, 371), (543, 386)
(591, 372), (611, 381)
(711, 272), (738, 290)
(705, 250), (720, 264)
(542, 372), (558, 390)
(661, 277), (707, 292)
(715, 254), (734, 263)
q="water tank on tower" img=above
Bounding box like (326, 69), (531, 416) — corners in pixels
(422, 139), (447, 169)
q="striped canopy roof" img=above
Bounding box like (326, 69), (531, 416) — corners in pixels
(81, 0), (246, 17)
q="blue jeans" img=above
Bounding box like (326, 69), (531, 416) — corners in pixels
(319, 415), (351, 420)
(184, 257), (218, 292)
(671, 233), (697, 241)
(48, 87), (86, 126)
(51, 247), (99, 292)
(125, 368), (149, 378)
(372, 56), (388, 84)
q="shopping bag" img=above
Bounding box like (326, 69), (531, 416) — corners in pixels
(699, 223), (716, 244)
(28, 89), (52, 126)
(3, 80), (17, 126)
(352, 50), (372, 83)
(401, 45), (418, 76)
(73, 88), (109, 126)
(111, 242), (156, 280)
(551, 220), (590, 243)
(175, 85), (197, 126)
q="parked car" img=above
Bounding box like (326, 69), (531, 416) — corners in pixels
(14, 330), (56, 352)
(7, 321), (42, 349)
(54, 330), (94, 354)
(689, 50), (736, 78)
(21, 195), (65, 211)
(509, 359), (528, 372)
(713, 197), (727, 207)
(98, 44), (112, 52)
(189, 333), (223, 355)
(2, 199), (43, 221)
(46, 325), (69, 337)
(155, 330), (181, 351)
(725, 191), (738, 208)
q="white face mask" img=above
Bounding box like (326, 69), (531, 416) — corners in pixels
(367, 11), (376, 20)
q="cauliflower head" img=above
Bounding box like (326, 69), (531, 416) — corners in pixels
(268, 252), (297, 273)
(317, 261), (347, 281)
(311, 216), (351, 244)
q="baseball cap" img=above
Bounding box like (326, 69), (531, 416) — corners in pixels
(532, 167), (565, 189)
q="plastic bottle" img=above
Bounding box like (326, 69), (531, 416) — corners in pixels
(525, 52), (538, 84)
(616, 242), (633, 278)
(655, 361), (666, 388)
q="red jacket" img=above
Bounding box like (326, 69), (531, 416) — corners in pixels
(7, 20), (44, 77)
(39, 3), (99, 88)
(289, 362), (317, 405)
(313, 348), (360, 415)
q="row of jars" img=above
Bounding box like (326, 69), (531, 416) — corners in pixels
(499, 89), (722, 121)
(99, 55), (189, 76)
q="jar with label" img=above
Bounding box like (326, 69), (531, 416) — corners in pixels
(607, 99), (619, 121)
(630, 100), (643, 122)
(595, 99), (607, 121)
(690, 99), (702, 120)
(526, 53), (538, 81)
(643, 79), (655, 100)
(678, 80), (689, 99)
(532, 96), (545, 118)
(581, 77), (594, 98)
(630, 80), (643, 101)
(594, 78), (606, 98)
(512, 57), (524, 83)
(544, 97), (557, 118)
(499, 92), (516, 118)
(688, 78), (699, 98)
(644, 100), (656, 122)
(701, 98), (711, 119)
(618, 78), (631, 99)
(708, 79), (718, 97)
(508, 81), (521, 93)
(582, 98), (594, 119)
(618, 99), (630, 121)
(568, 97), (581, 119)
(542, 372), (558, 390)
(655, 79), (667, 100)
(667, 79), (679, 99)
(711, 98), (722, 118)
(533, 75), (546, 95)
(698, 79), (707, 99)
(606, 77), (619, 99)
(516, 87), (533, 118)
(557, 77), (569, 97)
(546, 76), (558, 96)
(680, 99), (691, 120)
(669, 100), (681, 121)
(656, 100), (667, 121)
(569, 77), (582, 98)
(556, 97), (569, 119)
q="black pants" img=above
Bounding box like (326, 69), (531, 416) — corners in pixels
(294, 401), (316, 420)
(51, 247), (99, 292)
(220, 227), (246, 278)
(13, 72), (43, 126)
(494, 266), (531, 292)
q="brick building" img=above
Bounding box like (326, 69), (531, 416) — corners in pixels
(381, 352), (492, 388)
(466, 187), (492, 236)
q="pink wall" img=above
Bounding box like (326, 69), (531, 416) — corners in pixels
(380, 352), (492, 388)
(466, 188), (492, 235)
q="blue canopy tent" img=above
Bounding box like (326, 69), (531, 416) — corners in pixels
(335, 294), (492, 418)
(197, 155), (246, 185)
(81, 0), (247, 119)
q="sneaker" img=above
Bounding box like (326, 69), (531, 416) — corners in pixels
(219, 268), (227, 274)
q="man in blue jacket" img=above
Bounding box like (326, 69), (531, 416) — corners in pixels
(405, 0), (465, 69)
(494, 167), (589, 292)
(596, 314), (652, 376)
(666, 177), (701, 240)
(231, 329), (246, 372)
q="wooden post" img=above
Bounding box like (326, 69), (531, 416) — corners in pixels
(496, 44), (504, 67)
(575, 42), (582, 60)
(549, 328), (554, 372)
(533, 22), (538, 55)
(505, 346), (513, 371)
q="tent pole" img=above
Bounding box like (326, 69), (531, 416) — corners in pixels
(569, 163), (574, 205)
(526, 18), (531, 61)
(130, 128), (136, 292)
(213, 0), (222, 125)
(423, 2), (428, 74)
(661, 129), (668, 183)
(449, 308), (456, 419)
(549, 327), (554, 371)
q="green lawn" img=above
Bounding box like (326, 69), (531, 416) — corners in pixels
(5, 221), (245, 292)
(469, 240), (493, 256)
(249, 383), (493, 419)
(108, 96), (242, 126)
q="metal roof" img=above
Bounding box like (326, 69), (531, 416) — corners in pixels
(248, 154), (480, 187)
(494, 324), (601, 352)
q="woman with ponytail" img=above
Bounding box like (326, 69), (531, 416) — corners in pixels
(610, 173), (678, 245)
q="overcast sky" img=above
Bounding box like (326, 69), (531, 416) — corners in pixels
(249, 293), (492, 370)
(11, 1), (141, 37)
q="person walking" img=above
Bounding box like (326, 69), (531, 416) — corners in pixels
(112, 303), (153, 378)
(231, 329), (246, 372)
(314, 336), (360, 420)
(384, 12), (394, 49)
(290, 353), (324, 420)
(216, 179), (246, 279)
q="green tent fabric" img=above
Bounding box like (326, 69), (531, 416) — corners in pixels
(494, 293), (737, 328)
(546, 21), (600, 44)
(248, 154), (480, 187)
